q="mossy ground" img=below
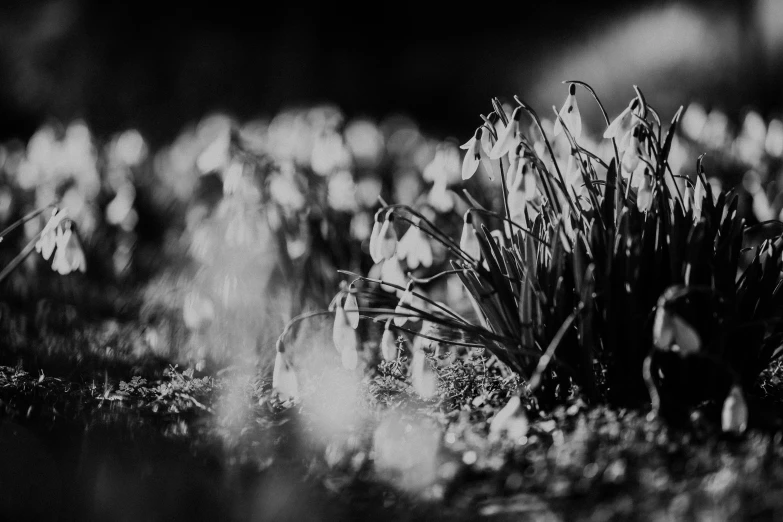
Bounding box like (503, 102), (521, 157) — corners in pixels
(2, 334), (783, 522)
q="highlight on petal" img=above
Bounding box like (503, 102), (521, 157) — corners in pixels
(378, 217), (398, 260)
(671, 314), (701, 355)
(459, 136), (476, 151)
(721, 385), (748, 435)
(273, 352), (299, 399)
(489, 107), (522, 159)
(652, 307), (675, 350)
(603, 106), (631, 139)
(344, 292), (360, 329)
(380, 258), (407, 292)
(369, 218), (383, 263)
(397, 226), (433, 270)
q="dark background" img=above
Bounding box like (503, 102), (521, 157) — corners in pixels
(0, 0), (780, 144)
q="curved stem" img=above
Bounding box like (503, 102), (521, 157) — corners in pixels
(276, 310), (335, 353)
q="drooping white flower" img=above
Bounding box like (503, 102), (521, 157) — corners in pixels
(507, 160), (535, 224)
(621, 126), (647, 173)
(460, 213), (481, 261)
(481, 114), (498, 156)
(411, 349), (437, 399)
(35, 208), (68, 261)
(369, 216), (383, 263)
(333, 305), (359, 354)
(394, 283), (422, 326)
(489, 107), (523, 160)
(377, 215), (398, 260)
(341, 342), (359, 370)
(51, 227), (86, 275)
(427, 178), (454, 213)
(343, 291), (360, 329)
(380, 258), (407, 293)
(396, 225), (433, 270)
(604, 98), (640, 139)
(636, 170), (654, 212)
(651, 304), (701, 355)
(553, 84), (582, 140)
(460, 128), (483, 181)
(273, 351), (299, 399)
(766, 118), (783, 157)
(489, 396), (529, 440)
(381, 322), (398, 361)
(183, 291), (215, 331)
(721, 385), (748, 435)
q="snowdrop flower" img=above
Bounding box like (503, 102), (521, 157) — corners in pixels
(381, 321), (398, 361)
(327, 170), (358, 212)
(553, 84), (582, 140)
(480, 112), (500, 153)
(636, 170), (654, 212)
(507, 160), (535, 224)
(377, 214), (398, 261)
(652, 297), (701, 355)
(427, 178), (454, 213)
(333, 304), (359, 354)
(489, 107), (523, 160)
(51, 227), (86, 275)
(343, 290), (360, 329)
(460, 212), (481, 261)
(489, 396), (529, 440)
(411, 349), (437, 399)
(721, 385), (748, 435)
(460, 128), (483, 180)
(341, 342), (359, 370)
(460, 127), (495, 181)
(369, 214), (383, 264)
(35, 208), (68, 261)
(397, 225), (433, 270)
(380, 258), (407, 292)
(766, 119), (783, 157)
(394, 283), (421, 326)
(623, 160), (646, 188)
(183, 291), (215, 331)
(272, 351), (299, 399)
(621, 126), (647, 173)
(604, 99), (641, 139)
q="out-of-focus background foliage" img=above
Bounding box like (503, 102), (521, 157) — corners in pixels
(0, 0), (781, 144)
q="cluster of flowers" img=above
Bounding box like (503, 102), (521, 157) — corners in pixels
(0, 122), (150, 290)
(672, 102), (783, 223)
(274, 82), (770, 438)
(170, 107), (485, 366)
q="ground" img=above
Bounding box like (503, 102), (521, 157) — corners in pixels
(2, 338), (783, 522)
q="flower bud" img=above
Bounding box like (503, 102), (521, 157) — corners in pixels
(721, 385), (748, 435)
